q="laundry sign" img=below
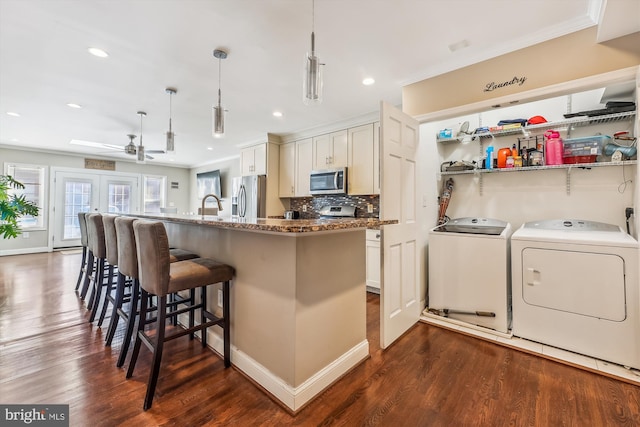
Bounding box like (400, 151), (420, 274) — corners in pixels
(483, 76), (527, 92)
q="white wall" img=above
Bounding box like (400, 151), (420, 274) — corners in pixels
(189, 157), (241, 217)
(0, 146), (191, 254)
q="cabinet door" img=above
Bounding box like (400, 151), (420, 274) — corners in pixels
(366, 230), (381, 292)
(253, 143), (267, 175)
(312, 133), (332, 170)
(347, 124), (374, 195)
(330, 130), (348, 167)
(296, 138), (313, 196)
(279, 143), (295, 197)
(241, 147), (255, 176)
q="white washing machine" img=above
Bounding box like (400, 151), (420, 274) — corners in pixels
(428, 218), (512, 333)
(511, 219), (639, 369)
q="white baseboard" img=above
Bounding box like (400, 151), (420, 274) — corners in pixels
(0, 246), (50, 256)
(205, 328), (369, 412)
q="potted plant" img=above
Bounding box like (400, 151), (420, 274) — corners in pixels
(0, 174), (39, 239)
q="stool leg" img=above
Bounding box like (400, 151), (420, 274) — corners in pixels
(89, 258), (106, 323)
(223, 280), (230, 368)
(200, 286), (207, 347)
(105, 272), (125, 346)
(75, 247), (87, 291)
(97, 264), (115, 327)
(126, 286), (148, 379)
(143, 295), (167, 411)
(80, 252), (94, 300)
(117, 278), (139, 368)
(189, 289), (196, 340)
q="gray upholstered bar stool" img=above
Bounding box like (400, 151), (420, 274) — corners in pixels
(74, 212), (90, 292)
(98, 214), (120, 328)
(85, 213), (113, 323)
(109, 217), (199, 366)
(127, 220), (233, 410)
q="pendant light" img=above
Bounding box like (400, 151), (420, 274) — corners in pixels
(136, 111), (146, 164)
(165, 87), (176, 153)
(303, 0), (324, 105)
(212, 48), (228, 138)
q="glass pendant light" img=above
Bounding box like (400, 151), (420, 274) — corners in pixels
(136, 111), (146, 164)
(303, 0), (324, 105)
(213, 49), (228, 138)
(165, 88), (176, 153)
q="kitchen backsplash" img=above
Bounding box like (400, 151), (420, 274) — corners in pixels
(290, 195), (380, 219)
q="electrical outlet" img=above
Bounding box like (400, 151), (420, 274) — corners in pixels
(217, 289), (223, 308)
(302, 204), (307, 212)
(367, 204), (373, 213)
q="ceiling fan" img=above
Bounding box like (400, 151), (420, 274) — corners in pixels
(70, 136), (162, 160)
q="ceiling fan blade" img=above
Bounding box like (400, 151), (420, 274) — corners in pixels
(146, 149), (165, 154)
(146, 154), (154, 160)
(69, 139), (123, 151)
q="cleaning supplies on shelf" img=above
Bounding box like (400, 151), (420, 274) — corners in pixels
(485, 146), (494, 170)
(544, 130), (564, 165)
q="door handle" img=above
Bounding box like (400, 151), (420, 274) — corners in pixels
(525, 267), (541, 286)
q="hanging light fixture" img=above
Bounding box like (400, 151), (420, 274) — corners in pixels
(303, 0), (324, 105)
(136, 111), (146, 164)
(165, 87), (176, 153)
(212, 48), (228, 138)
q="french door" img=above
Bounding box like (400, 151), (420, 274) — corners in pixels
(52, 170), (139, 248)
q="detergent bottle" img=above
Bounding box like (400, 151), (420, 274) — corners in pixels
(544, 130), (564, 165)
(485, 146), (494, 170)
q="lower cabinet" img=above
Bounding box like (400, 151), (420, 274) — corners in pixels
(366, 229), (381, 293)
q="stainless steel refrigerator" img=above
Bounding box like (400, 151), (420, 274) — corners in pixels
(232, 175), (267, 218)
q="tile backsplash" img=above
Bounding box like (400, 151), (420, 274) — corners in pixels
(289, 195), (379, 219)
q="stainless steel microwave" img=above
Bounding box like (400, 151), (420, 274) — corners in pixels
(310, 167), (347, 195)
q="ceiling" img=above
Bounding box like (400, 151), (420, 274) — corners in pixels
(0, 0), (637, 168)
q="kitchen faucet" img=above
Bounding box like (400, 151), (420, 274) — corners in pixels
(201, 193), (223, 216)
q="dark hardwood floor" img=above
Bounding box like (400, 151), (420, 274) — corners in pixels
(1, 251), (638, 426)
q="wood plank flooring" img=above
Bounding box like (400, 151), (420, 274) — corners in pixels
(1, 251), (638, 426)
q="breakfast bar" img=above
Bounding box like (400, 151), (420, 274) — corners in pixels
(124, 213), (393, 412)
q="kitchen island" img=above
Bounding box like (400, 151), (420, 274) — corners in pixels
(124, 213), (394, 412)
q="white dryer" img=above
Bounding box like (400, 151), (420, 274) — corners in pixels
(511, 219), (639, 369)
(428, 218), (512, 333)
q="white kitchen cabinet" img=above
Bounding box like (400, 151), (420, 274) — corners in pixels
(312, 130), (348, 170)
(295, 138), (313, 196)
(347, 123), (380, 195)
(241, 143), (267, 176)
(279, 142), (295, 197)
(366, 229), (381, 293)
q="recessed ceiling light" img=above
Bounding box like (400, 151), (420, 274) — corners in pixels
(362, 77), (375, 86)
(88, 47), (109, 58)
(207, 147), (214, 151)
(6, 111), (20, 117)
(169, 158), (175, 162)
(67, 103), (82, 109)
(272, 111), (283, 118)
(11, 138), (19, 142)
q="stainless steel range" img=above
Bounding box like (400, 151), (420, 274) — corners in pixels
(319, 205), (356, 218)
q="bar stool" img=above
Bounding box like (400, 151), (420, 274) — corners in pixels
(127, 220), (233, 410)
(109, 217), (199, 366)
(74, 212), (90, 292)
(85, 213), (111, 323)
(98, 214), (120, 328)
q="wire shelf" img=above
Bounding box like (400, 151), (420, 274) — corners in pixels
(440, 160), (637, 176)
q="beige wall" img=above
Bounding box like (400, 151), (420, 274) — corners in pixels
(403, 28), (640, 117)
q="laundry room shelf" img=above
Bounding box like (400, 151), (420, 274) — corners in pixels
(472, 111), (636, 140)
(439, 160), (637, 196)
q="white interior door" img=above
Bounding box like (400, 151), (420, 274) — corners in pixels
(52, 170), (139, 248)
(379, 101), (420, 349)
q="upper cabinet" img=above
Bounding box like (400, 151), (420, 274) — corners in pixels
(241, 143), (267, 176)
(347, 123), (380, 195)
(279, 142), (295, 197)
(312, 130), (348, 170)
(296, 138), (313, 197)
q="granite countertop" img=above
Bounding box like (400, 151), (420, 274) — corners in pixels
(123, 213), (396, 233)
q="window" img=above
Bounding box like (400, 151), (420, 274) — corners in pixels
(143, 175), (166, 213)
(5, 163), (47, 229)
(63, 180), (91, 239)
